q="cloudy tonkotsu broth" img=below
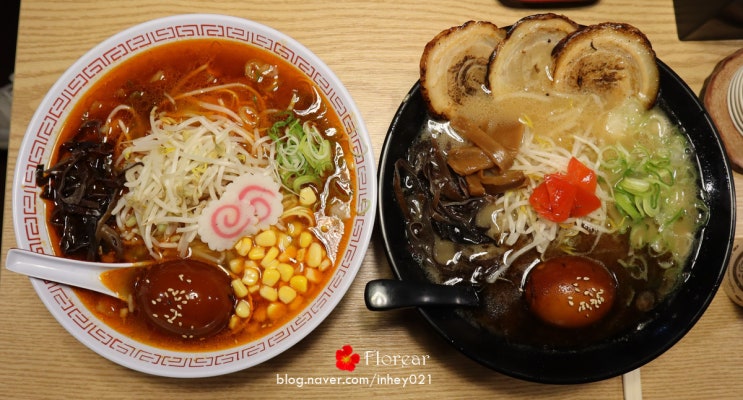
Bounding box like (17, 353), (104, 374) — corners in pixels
(395, 17), (707, 347)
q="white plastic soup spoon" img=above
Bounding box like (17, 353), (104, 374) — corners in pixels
(5, 248), (144, 300)
(5, 248), (236, 338)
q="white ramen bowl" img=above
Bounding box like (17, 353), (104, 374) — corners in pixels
(11, 14), (376, 378)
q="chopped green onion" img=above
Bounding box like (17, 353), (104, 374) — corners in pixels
(618, 176), (651, 194)
(602, 133), (705, 269)
(642, 184), (661, 217)
(614, 190), (643, 222)
(270, 112), (333, 193)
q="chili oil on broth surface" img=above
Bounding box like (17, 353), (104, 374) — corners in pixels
(398, 88), (706, 349)
(43, 38), (357, 351)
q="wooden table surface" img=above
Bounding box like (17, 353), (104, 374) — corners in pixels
(2, 0), (743, 398)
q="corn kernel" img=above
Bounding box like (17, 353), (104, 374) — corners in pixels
(231, 279), (249, 298)
(261, 246), (280, 268)
(248, 246), (266, 260)
(260, 285), (278, 302)
(278, 245), (298, 263)
(267, 302), (287, 320)
(299, 231), (313, 248)
(277, 263), (294, 282)
(242, 267), (260, 286)
(235, 299), (251, 318)
(229, 258), (245, 274)
(299, 187), (317, 206)
(278, 286), (297, 304)
(255, 230), (277, 247)
(229, 314), (240, 330)
(305, 267), (322, 283)
(290, 275), (308, 293)
(234, 237), (252, 256)
(252, 305), (267, 322)
(319, 258), (332, 272)
(278, 233), (292, 250)
(248, 284), (260, 294)
(262, 268), (281, 287)
(306, 242), (323, 268)
(288, 295), (304, 311)
(296, 248), (306, 263)
(287, 221), (304, 237)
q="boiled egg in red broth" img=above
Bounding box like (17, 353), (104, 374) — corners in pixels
(134, 260), (236, 339)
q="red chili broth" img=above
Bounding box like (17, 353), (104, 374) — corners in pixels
(44, 39), (357, 351)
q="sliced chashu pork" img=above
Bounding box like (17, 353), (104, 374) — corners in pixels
(487, 13), (578, 97)
(552, 22), (659, 109)
(420, 21), (506, 120)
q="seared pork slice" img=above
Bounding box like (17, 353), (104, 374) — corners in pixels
(552, 22), (659, 109)
(487, 13), (578, 97)
(420, 21), (506, 120)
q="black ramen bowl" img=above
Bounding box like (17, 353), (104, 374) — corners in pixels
(376, 60), (736, 384)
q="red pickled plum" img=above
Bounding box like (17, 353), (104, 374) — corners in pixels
(135, 259), (236, 339)
(524, 256), (617, 328)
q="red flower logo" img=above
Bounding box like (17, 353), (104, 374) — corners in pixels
(335, 344), (360, 371)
